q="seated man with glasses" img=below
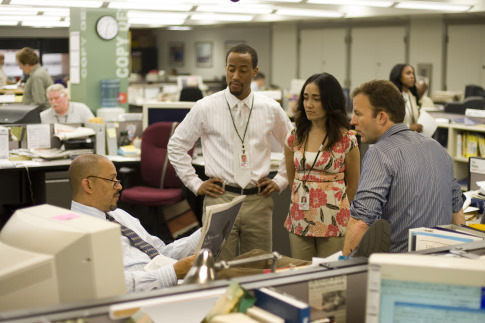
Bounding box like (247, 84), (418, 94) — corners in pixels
(68, 153), (200, 293)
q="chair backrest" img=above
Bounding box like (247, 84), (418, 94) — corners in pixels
(139, 121), (183, 189)
(179, 87), (204, 102)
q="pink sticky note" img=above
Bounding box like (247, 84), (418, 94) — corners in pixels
(52, 213), (81, 221)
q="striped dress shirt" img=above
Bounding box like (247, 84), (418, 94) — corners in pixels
(350, 124), (463, 253)
(71, 201), (201, 293)
(168, 88), (293, 194)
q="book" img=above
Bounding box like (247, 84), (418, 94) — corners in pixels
(246, 306), (285, 323)
(408, 227), (483, 252)
(435, 224), (485, 239)
(195, 195), (246, 258)
(254, 287), (310, 323)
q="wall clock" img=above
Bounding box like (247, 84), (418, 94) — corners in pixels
(96, 15), (119, 40)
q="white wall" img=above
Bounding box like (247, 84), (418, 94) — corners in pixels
(409, 17), (444, 92)
(154, 26), (271, 84)
(271, 22), (298, 91)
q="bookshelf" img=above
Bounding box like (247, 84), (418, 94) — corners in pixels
(437, 123), (485, 187)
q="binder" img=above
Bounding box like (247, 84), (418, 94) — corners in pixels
(254, 287), (310, 323)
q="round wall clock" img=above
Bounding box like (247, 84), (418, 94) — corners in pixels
(96, 15), (119, 40)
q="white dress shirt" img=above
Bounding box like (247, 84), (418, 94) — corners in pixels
(40, 101), (95, 124)
(168, 88), (293, 194)
(71, 201), (201, 293)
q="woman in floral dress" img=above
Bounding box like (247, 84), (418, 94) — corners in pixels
(284, 73), (360, 260)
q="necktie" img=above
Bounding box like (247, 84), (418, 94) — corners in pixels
(233, 102), (251, 188)
(105, 212), (159, 259)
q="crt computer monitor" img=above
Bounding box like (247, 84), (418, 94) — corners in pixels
(0, 204), (126, 312)
(465, 85), (485, 100)
(142, 101), (195, 130)
(366, 253), (485, 323)
(0, 104), (41, 124)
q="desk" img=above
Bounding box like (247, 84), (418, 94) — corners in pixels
(0, 157), (140, 230)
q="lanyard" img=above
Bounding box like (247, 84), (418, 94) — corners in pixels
(226, 95), (254, 153)
(300, 133), (328, 188)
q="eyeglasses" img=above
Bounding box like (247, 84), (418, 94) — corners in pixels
(87, 175), (121, 188)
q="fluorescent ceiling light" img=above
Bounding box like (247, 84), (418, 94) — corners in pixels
(190, 13), (254, 22)
(276, 8), (342, 17)
(21, 21), (70, 27)
(127, 11), (188, 20)
(128, 18), (186, 25)
(307, 0), (393, 7)
(10, 0), (103, 8)
(168, 26), (193, 30)
(109, 2), (192, 11)
(0, 21), (19, 26)
(196, 5), (274, 15)
(264, 0), (302, 2)
(395, 1), (472, 11)
(0, 15), (62, 21)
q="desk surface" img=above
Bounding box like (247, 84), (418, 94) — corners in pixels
(0, 156), (140, 171)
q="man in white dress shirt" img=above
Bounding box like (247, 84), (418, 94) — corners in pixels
(41, 83), (95, 124)
(168, 44), (293, 261)
(68, 153), (198, 293)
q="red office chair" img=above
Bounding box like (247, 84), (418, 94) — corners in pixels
(120, 121), (195, 239)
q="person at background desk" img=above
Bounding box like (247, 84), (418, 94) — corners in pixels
(68, 154), (199, 293)
(0, 52), (7, 87)
(342, 79), (465, 255)
(41, 83), (94, 124)
(389, 64), (423, 133)
(16, 47), (53, 110)
(284, 73), (360, 260)
(251, 71), (265, 91)
(168, 44), (293, 261)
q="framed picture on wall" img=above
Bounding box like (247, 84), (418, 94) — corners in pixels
(195, 41), (213, 67)
(168, 42), (184, 67)
(224, 40), (245, 56)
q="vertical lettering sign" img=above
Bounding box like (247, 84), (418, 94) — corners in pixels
(116, 10), (129, 78)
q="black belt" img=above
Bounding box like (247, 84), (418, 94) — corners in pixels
(215, 182), (264, 195)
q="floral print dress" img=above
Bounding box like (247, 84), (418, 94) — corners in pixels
(284, 129), (358, 238)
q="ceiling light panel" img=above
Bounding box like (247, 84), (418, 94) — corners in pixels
(127, 11), (188, 20)
(109, 1), (192, 11)
(307, 0), (393, 7)
(10, 0), (103, 8)
(190, 13), (255, 22)
(128, 18), (186, 25)
(196, 5), (274, 15)
(395, 1), (472, 12)
(276, 8), (343, 17)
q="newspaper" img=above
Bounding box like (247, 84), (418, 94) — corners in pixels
(195, 195), (246, 258)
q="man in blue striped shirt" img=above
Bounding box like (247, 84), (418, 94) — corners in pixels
(343, 80), (465, 254)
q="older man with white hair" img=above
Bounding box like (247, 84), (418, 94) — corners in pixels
(41, 83), (95, 124)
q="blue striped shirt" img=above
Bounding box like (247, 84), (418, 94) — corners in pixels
(71, 201), (201, 293)
(350, 124), (463, 253)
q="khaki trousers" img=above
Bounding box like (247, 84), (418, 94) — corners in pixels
(203, 192), (273, 262)
(289, 233), (344, 261)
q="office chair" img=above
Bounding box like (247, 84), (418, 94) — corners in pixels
(444, 96), (485, 114)
(120, 121), (195, 239)
(179, 86), (204, 102)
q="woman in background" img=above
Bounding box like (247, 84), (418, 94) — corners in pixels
(284, 73), (360, 260)
(389, 64), (423, 132)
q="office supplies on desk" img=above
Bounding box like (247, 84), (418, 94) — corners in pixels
(254, 287), (310, 323)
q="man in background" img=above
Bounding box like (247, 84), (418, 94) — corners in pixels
(0, 52), (7, 87)
(68, 154), (198, 293)
(41, 83), (95, 124)
(251, 71), (265, 91)
(16, 47), (53, 110)
(343, 79), (464, 255)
